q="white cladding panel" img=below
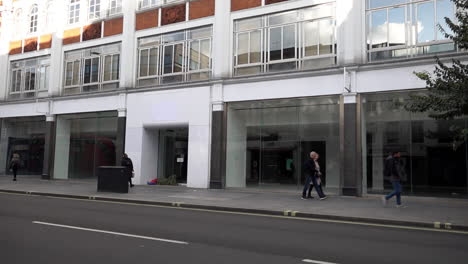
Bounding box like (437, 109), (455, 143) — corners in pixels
(224, 74), (344, 102)
(126, 87), (211, 188)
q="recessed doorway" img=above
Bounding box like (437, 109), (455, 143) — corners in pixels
(157, 127), (188, 184)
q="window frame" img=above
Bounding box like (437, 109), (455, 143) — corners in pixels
(108, 0), (123, 16)
(29, 5), (39, 34)
(9, 57), (50, 99)
(68, 0), (81, 25)
(63, 43), (121, 94)
(88, 0), (102, 20)
(233, 3), (337, 76)
(366, 0), (457, 62)
(137, 26), (213, 87)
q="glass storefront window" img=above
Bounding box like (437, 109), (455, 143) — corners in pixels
(362, 91), (468, 196)
(53, 112), (118, 179)
(226, 97), (340, 191)
(0, 117), (46, 176)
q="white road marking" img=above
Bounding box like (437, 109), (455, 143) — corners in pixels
(302, 259), (338, 264)
(2, 192), (464, 235)
(33, 221), (188, 245)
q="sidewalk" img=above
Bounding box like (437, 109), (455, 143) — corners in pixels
(1, 176), (468, 231)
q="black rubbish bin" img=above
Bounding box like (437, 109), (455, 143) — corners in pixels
(97, 166), (128, 193)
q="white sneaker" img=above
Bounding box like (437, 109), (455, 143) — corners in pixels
(396, 204), (407, 208)
(320, 196), (327, 201)
(381, 196), (387, 206)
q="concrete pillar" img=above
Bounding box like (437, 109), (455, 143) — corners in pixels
(120, 0), (137, 89)
(336, 0), (365, 65)
(115, 109), (126, 166)
(42, 114), (56, 179)
(210, 102), (226, 188)
(212, 0), (231, 79)
(340, 92), (363, 196)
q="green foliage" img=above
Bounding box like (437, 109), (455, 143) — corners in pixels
(407, 0), (468, 149)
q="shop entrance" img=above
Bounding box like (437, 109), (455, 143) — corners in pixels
(157, 127), (188, 183)
(226, 96), (341, 190)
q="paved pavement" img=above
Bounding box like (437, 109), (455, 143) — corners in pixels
(2, 193), (468, 264)
(1, 175), (468, 231)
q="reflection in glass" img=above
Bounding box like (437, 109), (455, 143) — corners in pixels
(371, 9), (388, 48)
(417, 2), (435, 43)
(388, 7), (406, 46)
(283, 25), (296, 59)
(104, 56), (111, 81)
(304, 21), (319, 56)
(237, 33), (249, 65)
(200, 39), (210, 69)
(174, 44), (183, 73)
(270, 27), (282, 61)
(111, 55), (119, 80)
(190, 41), (200, 70)
(149, 48), (158, 76)
(0, 117), (46, 176)
(369, 0), (406, 9)
(436, 0), (453, 40)
(226, 97), (340, 190)
(319, 19), (333, 54)
(363, 92), (468, 196)
(250, 30), (261, 63)
(163, 46), (173, 74)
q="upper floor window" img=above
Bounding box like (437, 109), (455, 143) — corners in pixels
(88, 0), (101, 20)
(108, 0), (122, 16)
(137, 26), (212, 87)
(68, 0), (81, 24)
(233, 3), (336, 77)
(138, 0), (186, 10)
(366, 0), (456, 62)
(63, 43), (121, 95)
(29, 5), (39, 33)
(9, 57), (50, 100)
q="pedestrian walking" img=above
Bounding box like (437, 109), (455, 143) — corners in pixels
(9, 153), (20, 181)
(382, 151), (404, 208)
(121, 153), (134, 187)
(302, 151), (327, 200)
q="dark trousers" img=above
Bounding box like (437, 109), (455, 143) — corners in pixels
(302, 175), (325, 198)
(12, 166), (18, 180)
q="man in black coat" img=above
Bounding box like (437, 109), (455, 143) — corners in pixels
(121, 153), (134, 187)
(382, 151), (404, 207)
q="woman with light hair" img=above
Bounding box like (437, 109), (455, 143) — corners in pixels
(302, 151), (327, 200)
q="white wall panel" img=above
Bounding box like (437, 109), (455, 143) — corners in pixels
(224, 74), (343, 102)
(126, 87), (211, 188)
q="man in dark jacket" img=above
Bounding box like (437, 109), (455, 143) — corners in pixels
(301, 151), (326, 200)
(121, 153), (134, 187)
(382, 151), (404, 207)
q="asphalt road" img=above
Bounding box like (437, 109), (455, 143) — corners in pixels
(1, 192), (468, 264)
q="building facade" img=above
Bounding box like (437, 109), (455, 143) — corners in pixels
(0, 0), (466, 197)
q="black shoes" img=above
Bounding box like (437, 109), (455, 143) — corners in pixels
(13, 178), (17, 181)
(130, 184), (134, 187)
